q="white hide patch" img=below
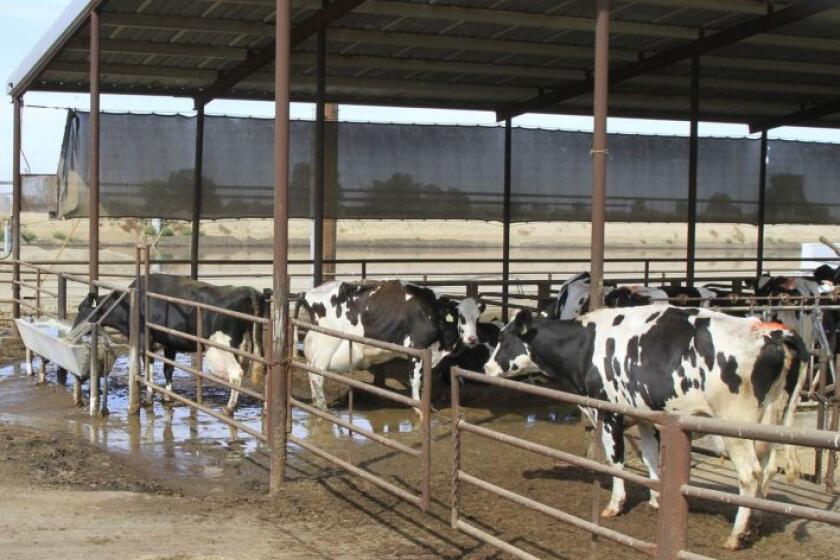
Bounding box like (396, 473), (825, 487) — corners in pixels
(204, 331), (243, 383)
(457, 298), (482, 345)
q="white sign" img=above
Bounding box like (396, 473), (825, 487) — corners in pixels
(801, 242), (839, 271)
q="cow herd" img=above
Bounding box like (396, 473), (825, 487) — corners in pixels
(71, 264), (840, 550)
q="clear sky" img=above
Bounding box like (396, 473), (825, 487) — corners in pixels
(2, 0), (840, 182)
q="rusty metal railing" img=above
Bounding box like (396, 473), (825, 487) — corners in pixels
(290, 317), (433, 511)
(450, 367), (663, 559)
(450, 366), (840, 560)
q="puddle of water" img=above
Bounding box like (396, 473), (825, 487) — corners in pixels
(0, 355), (583, 485)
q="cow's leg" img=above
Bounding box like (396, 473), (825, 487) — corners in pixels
(410, 358), (423, 403)
(600, 413), (627, 518)
(223, 356), (244, 418)
(722, 437), (762, 550)
(636, 423), (661, 509)
(73, 375), (83, 407)
(57, 367), (68, 386)
(25, 348), (33, 376)
(101, 373), (110, 416)
(162, 347), (176, 403)
(37, 358), (47, 385)
(145, 356), (154, 406)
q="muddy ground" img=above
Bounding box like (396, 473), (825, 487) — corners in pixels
(1, 356), (839, 560)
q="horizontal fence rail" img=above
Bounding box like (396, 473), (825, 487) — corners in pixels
(450, 366), (840, 560)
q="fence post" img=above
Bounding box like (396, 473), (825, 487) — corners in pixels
(537, 281), (552, 309)
(826, 353), (840, 493)
(361, 261), (367, 280)
(644, 260), (650, 286)
(35, 270), (41, 318)
(420, 348), (432, 511)
(127, 287), (141, 414)
(450, 366), (462, 529)
(57, 274), (67, 320)
(656, 415), (692, 560)
(194, 308), (204, 411)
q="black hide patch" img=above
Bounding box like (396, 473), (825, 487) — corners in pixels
(693, 317), (715, 370)
(717, 352), (741, 394)
(612, 314), (625, 326)
(750, 338), (785, 404)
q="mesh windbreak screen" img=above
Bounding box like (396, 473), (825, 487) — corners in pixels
(766, 140), (840, 225)
(57, 110), (837, 224)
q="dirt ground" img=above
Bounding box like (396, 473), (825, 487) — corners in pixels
(1, 355), (839, 560)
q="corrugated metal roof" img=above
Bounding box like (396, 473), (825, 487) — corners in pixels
(8, 0), (840, 129)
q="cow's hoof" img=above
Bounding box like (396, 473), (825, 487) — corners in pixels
(222, 406), (235, 417)
(74, 400), (84, 408)
(100, 408), (110, 417)
(724, 535), (745, 551)
(600, 505), (623, 518)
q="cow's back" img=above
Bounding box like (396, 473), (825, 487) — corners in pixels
(580, 306), (801, 418)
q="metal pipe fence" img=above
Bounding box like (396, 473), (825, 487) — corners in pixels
(450, 366), (840, 560)
(289, 316), (433, 511)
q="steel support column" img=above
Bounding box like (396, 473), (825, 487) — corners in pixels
(686, 56), (699, 287)
(756, 130), (768, 278)
(11, 97), (22, 320)
(589, 0), (610, 312)
(191, 103), (205, 280)
(89, 10), (101, 291)
(501, 119), (512, 322)
(312, 0), (328, 287)
(270, 0), (291, 495)
(323, 103), (339, 282)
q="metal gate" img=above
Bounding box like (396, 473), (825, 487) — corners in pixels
(289, 317), (432, 510)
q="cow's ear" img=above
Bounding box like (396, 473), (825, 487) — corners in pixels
(513, 309), (533, 336)
(478, 302), (486, 314)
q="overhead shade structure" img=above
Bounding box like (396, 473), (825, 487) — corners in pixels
(7, 1), (840, 129)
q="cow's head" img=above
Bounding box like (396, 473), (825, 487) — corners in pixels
(73, 292), (100, 328)
(485, 309), (539, 377)
(456, 297), (485, 348)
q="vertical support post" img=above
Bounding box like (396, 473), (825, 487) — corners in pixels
(12, 97), (22, 320)
(270, 0), (292, 495)
(450, 366), (462, 529)
(128, 274), (141, 415)
(35, 270), (42, 318)
(420, 348), (432, 511)
(323, 103), (339, 282)
(815, 349), (828, 484)
(826, 354), (840, 493)
(656, 416), (692, 560)
(89, 9), (101, 292)
(195, 309), (204, 406)
(57, 274), (67, 320)
(502, 118), (512, 322)
(143, 245), (153, 406)
(686, 56), (699, 288)
(756, 130), (768, 279)
(191, 103), (205, 280)
(589, 0), (610, 312)
(312, 0), (328, 288)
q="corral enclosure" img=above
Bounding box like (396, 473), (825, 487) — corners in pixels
(5, 1), (840, 559)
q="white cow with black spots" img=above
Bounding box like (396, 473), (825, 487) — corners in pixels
(486, 305), (807, 550)
(299, 280), (484, 409)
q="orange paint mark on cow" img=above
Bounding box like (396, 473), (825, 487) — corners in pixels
(753, 321), (787, 331)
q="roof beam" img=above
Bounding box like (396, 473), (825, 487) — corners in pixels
(48, 61), (219, 82)
(497, 0), (840, 120)
(66, 39), (248, 60)
(296, 0), (840, 51)
(195, 0), (366, 105)
(100, 13), (275, 36)
(749, 98), (840, 131)
(327, 28), (840, 78)
(299, 53), (840, 98)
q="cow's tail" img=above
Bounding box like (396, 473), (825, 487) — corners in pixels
(777, 331), (809, 482)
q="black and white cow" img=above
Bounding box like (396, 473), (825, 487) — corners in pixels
(485, 306), (806, 550)
(543, 272), (719, 320)
(74, 274), (270, 415)
(299, 280), (483, 409)
(432, 320), (502, 385)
